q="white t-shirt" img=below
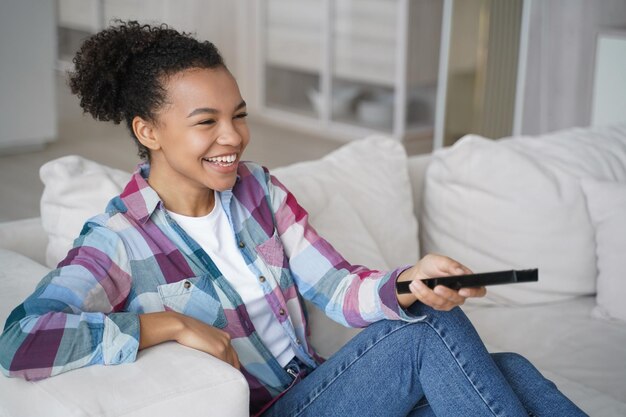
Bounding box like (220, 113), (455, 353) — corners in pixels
(167, 193), (295, 367)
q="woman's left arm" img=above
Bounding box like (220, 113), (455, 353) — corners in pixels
(264, 168), (476, 326)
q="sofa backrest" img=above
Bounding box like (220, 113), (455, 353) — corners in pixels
(406, 153), (431, 253)
(0, 217), (47, 266)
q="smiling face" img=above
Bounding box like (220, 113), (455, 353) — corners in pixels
(134, 66), (250, 215)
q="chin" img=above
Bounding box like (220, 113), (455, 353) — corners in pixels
(209, 178), (237, 192)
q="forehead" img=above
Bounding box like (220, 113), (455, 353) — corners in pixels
(162, 67), (242, 111)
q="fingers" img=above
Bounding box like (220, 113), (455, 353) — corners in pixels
(458, 286), (487, 298)
(410, 279), (462, 311)
(419, 253), (473, 279)
(213, 330), (240, 369)
(176, 316), (241, 369)
(223, 340), (243, 370)
(411, 280), (487, 311)
(231, 348), (241, 370)
(433, 285), (466, 305)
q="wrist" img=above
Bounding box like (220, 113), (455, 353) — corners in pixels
(397, 265), (417, 283)
(139, 311), (185, 349)
(396, 266), (418, 309)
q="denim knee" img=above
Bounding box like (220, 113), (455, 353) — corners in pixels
(408, 303), (472, 330)
(490, 351), (549, 383)
(491, 352), (535, 371)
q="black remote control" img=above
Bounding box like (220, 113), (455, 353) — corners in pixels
(396, 269), (538, 293)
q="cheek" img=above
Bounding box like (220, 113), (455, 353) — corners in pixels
(238, 124), (251, 148)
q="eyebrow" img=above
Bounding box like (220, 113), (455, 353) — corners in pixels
(187, 100), (247, 118)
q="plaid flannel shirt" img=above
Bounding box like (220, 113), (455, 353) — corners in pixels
(0, 161), (421, 414)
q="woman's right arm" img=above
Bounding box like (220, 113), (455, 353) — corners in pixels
(138, 312), (240, 369)
(0, 223), (139, 380)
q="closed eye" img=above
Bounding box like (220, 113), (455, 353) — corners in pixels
(198, 119), (216, 125)
(234, 112), (248, 120)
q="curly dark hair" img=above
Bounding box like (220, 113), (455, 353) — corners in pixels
(69, 21), (225, 160)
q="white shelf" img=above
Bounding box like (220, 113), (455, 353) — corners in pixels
(259, 0), (442, 142)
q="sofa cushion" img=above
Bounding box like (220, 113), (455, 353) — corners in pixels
(464, 296), (626, 417)
(581, 179), (626, 321)
(0, 217), (48, 267)
(40, 155), (131, 268)
(273, 135), (419, 270)
(422, 124), (626, 305)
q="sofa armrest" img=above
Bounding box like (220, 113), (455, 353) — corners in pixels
(0, 217), (47, 266)
(0, 248), (250, 417)
(0, 342), (249, 417)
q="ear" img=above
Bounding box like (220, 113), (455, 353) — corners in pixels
(132, 116), (161, 152)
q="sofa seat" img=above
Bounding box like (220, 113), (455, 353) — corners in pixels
(465, 297), (626, 416)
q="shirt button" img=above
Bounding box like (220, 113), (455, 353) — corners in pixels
(238, 241), (245, 248)
(279, 308), (286, 316)
(296, 339), (302, 345)
(183, 281), (191, 289)
(259, 276), (266, 283)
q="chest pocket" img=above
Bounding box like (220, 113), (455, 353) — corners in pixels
(157, 275), (227, 328)
(256, 231), (288, 269)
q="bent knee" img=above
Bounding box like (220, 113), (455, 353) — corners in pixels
(492, 352), (538, 374)
(408, 303), (469, 321)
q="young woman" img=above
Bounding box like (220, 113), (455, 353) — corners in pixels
(0, 22), (586, 417)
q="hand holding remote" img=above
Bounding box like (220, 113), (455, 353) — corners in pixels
(396, 269), (538, 294)
(395, 254), (486, 311)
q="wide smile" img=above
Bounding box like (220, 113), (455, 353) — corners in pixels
(201, 153), (239, 173)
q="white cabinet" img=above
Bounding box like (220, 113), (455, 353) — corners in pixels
(257, 0), (444, 141)
(56, 0), (239, 82)
(58, 0), (102, 33)
(591, 30), (626, 127)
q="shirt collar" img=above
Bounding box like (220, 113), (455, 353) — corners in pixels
(119, 163), (162, 224)
(119, 162), (242, 224)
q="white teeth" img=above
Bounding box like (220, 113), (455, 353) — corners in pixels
(204, 154), (237, 165)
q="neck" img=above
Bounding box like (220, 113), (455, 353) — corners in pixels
(147, 160), (215, 217)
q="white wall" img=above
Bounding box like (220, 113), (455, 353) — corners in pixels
(0, 0), (57, 151)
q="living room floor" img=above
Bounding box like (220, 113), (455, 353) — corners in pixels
(0, 74), (433, 223)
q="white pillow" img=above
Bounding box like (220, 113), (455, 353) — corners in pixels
(307, 194), (390, 270)
(422, 124), (626, 305)
(581, 179), (626, 321)
(272, 135), (419, 270)
(40, 155), (131, 268)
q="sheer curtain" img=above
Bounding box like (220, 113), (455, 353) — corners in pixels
(520, 0), (626, 136)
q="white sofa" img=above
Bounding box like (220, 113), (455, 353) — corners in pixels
(1, 126), (626, 416)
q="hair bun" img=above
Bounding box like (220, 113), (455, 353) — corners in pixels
(69, 21), (160, 123)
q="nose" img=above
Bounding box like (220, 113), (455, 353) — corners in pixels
(216, 120), (244, 147)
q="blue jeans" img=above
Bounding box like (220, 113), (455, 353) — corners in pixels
(261, 303), (587, 417)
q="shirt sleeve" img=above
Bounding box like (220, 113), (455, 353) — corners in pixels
(264, 168), (424, 328)
(0, 220), (139, 380)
